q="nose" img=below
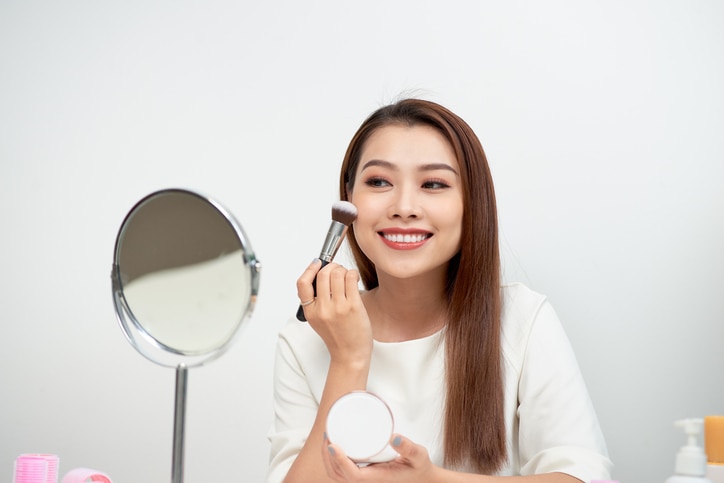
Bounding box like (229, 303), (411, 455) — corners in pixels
(389, 185), (421, 219)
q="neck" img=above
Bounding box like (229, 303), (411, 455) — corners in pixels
(364, 273), (448, 342)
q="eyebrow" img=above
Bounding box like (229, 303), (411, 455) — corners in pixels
(360, 159), (459, 175)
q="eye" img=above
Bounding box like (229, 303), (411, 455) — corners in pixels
(364, 176), (391, 188)
(422, 178), (451, 190)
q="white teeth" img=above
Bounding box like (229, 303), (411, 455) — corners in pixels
(383, 233), (428, 243)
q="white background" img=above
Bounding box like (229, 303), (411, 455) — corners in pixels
(1, 1), (722, 482)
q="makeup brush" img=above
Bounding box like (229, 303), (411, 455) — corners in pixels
(296, 200), (358, 321)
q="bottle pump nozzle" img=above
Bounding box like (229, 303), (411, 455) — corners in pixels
(674, 418), (708, 477)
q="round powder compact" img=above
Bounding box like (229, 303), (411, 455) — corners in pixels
(326, 391), (397, 464)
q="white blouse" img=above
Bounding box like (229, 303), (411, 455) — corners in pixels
(266, 282), (613, 482)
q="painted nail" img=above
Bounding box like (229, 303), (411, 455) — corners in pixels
(328, 445), (336, 455)
(392, 436), (402, 447)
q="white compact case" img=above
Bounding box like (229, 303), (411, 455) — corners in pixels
(326, 391), (399, 464)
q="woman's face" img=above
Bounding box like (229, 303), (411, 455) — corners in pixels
(349, 123), (464, 282)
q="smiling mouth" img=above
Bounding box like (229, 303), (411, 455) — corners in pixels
(380, 232), (432, 243)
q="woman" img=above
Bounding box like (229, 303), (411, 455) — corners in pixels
(266, 98), (612, 482)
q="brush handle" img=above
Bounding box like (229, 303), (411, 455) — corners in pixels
(296, 259), (330, 321)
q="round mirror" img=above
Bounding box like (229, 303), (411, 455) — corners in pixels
(111, 188), (261, 368)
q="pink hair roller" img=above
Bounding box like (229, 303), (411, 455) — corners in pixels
(61, 468), (112, 483)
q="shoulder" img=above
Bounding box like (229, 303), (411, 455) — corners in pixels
(278, 315), (316, 339)
(277, 316), (324, 348)
(499, 282), (557, 364)
(275, 316), (329, 368)
(500, 282), (548, 324)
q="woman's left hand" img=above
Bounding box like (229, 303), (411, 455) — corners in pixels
(323, 434), (441, 482)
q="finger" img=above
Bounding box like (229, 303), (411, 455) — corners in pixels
(345, 269), (360, 300)
(296, 259), (323, 301)
(321, 434), (338, 479)
(314, 262), (337, 302)
(389, 434), (423, 462)
(324, 443), (342, 479)
(329, 265), (348, 301)
(325, 443), (358, 479)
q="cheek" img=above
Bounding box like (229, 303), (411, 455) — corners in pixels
(348, 193), (381, 221)
(432, 198), (463, 222)
(350, 217), (376, 261)
(435, 200), (464, 245)
(352, 211), (376, 241)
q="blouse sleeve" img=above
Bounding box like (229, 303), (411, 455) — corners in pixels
(265, 320), (327, 483)
(516, 300), (613, 482)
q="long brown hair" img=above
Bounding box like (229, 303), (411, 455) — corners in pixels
(338, 98), (505, 473)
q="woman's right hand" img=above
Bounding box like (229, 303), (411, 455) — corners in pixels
(297, 259), (373, 366)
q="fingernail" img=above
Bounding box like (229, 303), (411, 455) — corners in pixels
(328, 445), (336, 455)
(392, 436), (402, 447)
(323, 432), (327, 441)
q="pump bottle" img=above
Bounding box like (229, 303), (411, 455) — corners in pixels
(665, 418), (713, 483)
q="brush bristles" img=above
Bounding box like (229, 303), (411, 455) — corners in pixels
(331, 200), (358, 226)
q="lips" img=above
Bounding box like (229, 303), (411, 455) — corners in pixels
(378, 230), (432, 249)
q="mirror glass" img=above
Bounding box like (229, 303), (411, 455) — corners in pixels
(111, 188), (261, 368)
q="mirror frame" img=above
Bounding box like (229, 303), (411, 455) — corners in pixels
(110, 188), (261, 368)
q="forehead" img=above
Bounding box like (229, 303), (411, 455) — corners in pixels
(358, 124), (458, 170)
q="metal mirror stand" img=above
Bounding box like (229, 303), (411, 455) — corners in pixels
(111, 188), (261, 483)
